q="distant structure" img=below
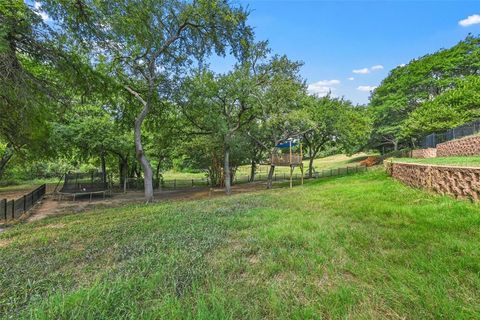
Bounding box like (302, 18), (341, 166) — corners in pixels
(268, 138), (304, 188)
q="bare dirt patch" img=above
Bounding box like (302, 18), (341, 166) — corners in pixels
(0, 238), (12, 248)
(26, 181), (272, 222)
(40, 223), (66, 229)
(0, 189), (33, 201)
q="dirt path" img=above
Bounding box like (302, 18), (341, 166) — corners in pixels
(0, 189), (34, 201)
(25, 181), (272, 222)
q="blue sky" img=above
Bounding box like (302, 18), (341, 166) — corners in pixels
(32, 0), (480, 104)
(211, 0), (480, 105)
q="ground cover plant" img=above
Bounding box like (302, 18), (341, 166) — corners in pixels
(1, 169), (479, 319)
(393, 156), (480, 167)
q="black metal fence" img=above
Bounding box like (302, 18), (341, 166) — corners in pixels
(420, 119), (480, 148)
(123, 165), (368, 191)
(0, 184), (46, 221)
(124, 177), (210, 190)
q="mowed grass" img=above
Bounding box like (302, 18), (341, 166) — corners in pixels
(235, 153), (371, 177)
(393, 156), (480, 167)
(1, 169), (480, 319)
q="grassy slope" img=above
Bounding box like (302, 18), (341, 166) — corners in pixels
(235, 153), (370, 177)
(393, 156), (480, 167)
(1, 169), (479, 319)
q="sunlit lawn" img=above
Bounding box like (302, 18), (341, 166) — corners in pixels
(1, 168), (479, 318)
(393, 156), (480, 167)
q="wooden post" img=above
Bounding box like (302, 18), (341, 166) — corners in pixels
(290, 165), (293, 188)
(289, 140), (292, 165)
(300, 164), (304, 185)
(11, 199), (14, 219)
(300, 142), (303, 175)
(23, 195), (26, 212)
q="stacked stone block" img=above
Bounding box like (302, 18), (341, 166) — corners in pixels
(411, 148), (437, 158)
(437, 135), (480, 157)
(385, 161), (480, 202)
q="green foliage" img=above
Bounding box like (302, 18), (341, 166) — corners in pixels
(303, 94), (371, 158)
(403, 76), (480, 138)
(368, 35), (480, 150)
(52, 104), (132, 163)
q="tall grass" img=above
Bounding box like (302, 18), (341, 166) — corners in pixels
(0, 169), (479, 319)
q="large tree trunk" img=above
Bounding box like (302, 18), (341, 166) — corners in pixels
(126, 85), (154, 202)
(308, 146), (320, 179)
(307, 146), (314, 178)
(0, 144), (14, 180)
(249, 159), (256, 182)
(135, 122), (154, 202)
(266, 165), (275, 189)
(100, 150), (107, 188)
(118, 156), (128, 191)
(224, 147), (231, 194)
(308, 157), (315, 178)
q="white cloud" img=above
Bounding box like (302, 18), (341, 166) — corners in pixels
(307, 80), (340, 96)
(353, 68), (370, 74)
(459, 14), (480, 27)
(352, 65), (385, 75)
(399, 63), (406, 67)
(34, 2), (50, 21)
(357, 85), (377, 92)
(371, 65), (384, 71)
(348, 77), (355, 81)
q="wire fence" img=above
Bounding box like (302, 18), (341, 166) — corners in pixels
(122, 165), (368, 191)
(0, 184), (46, 222)
(420, 119), (480, 148)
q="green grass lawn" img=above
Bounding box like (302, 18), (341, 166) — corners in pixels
(234, 153), (371, 177)
(1, 169), (479, 319)
(163, 153), (371, 181)
(393, 156), (480, 167)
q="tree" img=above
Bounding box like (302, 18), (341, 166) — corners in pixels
(403, 76), (480, 140)
(181, 69), (259, 194)
(52, 104), (132, 185)
(301, 95), (367, 177)
(0, 1), (109, 180)
(181, 47), (304, 194)
(368, 35), (480, 152)
(41, 0), (252, 201)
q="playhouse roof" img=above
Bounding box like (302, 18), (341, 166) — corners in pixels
(275, 141), (299, 149)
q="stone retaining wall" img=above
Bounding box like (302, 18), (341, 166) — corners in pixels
(411, 148), (437, 158)
(385, 161), (480, 202)
(437, 135), (480, 157)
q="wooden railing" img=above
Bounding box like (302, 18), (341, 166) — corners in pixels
(271, 154), (303, 166)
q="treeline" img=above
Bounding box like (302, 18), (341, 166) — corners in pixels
(368, 35), (480, 152)
(1, 2), (478, 200)
(0, 1), (369, 200)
